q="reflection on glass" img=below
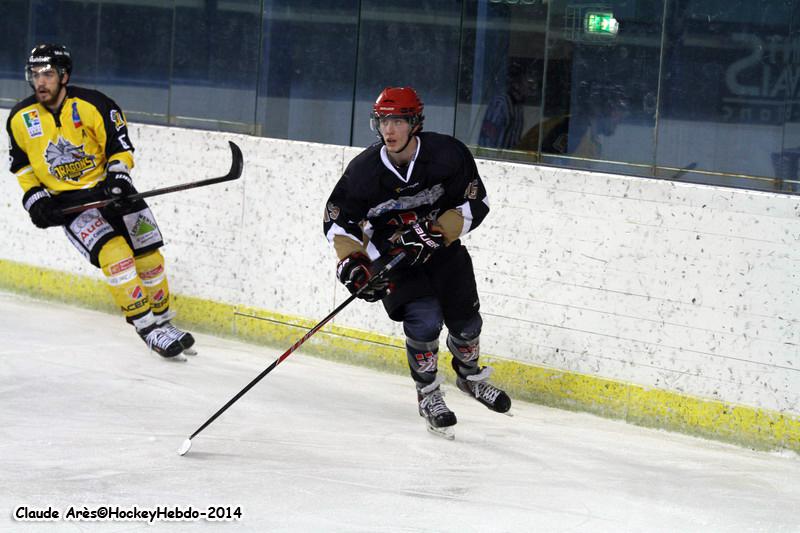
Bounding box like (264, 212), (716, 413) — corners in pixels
(658, 0), (799, 192)
(2, 0), (799, 194)
(539, 0), (661, 175)
(457, 0), (548, 159)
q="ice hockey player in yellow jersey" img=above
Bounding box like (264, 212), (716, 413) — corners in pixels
(6, 43), (195, 360)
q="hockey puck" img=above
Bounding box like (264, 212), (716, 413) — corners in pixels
(178, 439), (192, 456)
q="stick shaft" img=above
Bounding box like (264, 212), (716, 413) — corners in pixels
(61, 141), (243, 215)
(187, 252), (406, 441)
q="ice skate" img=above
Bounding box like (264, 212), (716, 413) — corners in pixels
(156, 311), (197, 355)
(456, 367), (512, 414)
(417, 378), (457, 440)
(137, 323), (186, 361)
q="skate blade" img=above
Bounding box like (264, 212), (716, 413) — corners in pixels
(426, 423), (455, 440)
(162, 352), (188, 362)
(182, 347), (198, 356)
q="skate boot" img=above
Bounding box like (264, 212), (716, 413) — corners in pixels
(137, 323), (185, 360)
(417, 377), (457, 440)
(456, 367), (512, 413)
(156, 311), (196, 355)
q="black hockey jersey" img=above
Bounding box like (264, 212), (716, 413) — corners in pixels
(323, 132), (489, 260)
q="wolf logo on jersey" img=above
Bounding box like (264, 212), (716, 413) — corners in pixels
(45, 137), (96, 181)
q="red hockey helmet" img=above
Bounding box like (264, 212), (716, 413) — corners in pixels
(370, 87), (425, 133)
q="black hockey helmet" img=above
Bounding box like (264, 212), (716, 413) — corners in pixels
(25, 43), (72, 84)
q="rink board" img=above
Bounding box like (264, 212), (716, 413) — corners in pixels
(2, 258), (797, 453)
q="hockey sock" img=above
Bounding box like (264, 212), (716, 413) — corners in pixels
(406, 337), (440, 386)
(447, 333), (481, 378)
(99, 236), (150, 322)
(135, 250), (171, 318)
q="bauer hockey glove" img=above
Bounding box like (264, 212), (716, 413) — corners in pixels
(102, 161), (136, 200)
(337, 252), (391, 302)
(24, 187), (66, 229)
(393, 221), (444, 267)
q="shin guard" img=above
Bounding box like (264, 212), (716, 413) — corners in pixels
(135, 250), (170, 318)
(447, 333), (481, 379)
(406, 337), (440, 386)
(99, 236), (150, 323)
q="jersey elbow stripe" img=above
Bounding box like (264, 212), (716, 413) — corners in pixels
(326, 224), (362, 246)
(459, 201), (474, 236)
(15, 165), (34, 178)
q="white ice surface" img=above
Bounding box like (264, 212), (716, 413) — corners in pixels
(1, 291), (799, 533)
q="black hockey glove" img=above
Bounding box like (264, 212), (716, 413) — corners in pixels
(393, 221), (444, 267)
(102, 162), (136, 201)
(24, 188), (66, 229)
(336, 252), (391, 302)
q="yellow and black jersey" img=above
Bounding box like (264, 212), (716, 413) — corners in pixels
(6, 85), (135, 195)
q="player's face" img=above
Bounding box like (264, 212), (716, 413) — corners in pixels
(29, 65), (65, 108)
(378, 117), (413, 152)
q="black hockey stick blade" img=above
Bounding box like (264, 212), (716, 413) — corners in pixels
(62, 141), (244, 215)
(178, 252), (406, 456)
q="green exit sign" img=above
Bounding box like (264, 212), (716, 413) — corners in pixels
(585, 11), (619, 36)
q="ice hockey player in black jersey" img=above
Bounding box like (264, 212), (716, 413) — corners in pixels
(323, 86), (511, 438)
(6, 43), (194, 360)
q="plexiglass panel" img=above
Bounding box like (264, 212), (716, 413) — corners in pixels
(171, 0), (261, 134)
(456, 0), (548, 160)
(658, 0), (799, 191)
(256, 0), (359, 144)
(351, 0), (463, 147)
(2, 0), (800, 194)
(540, 0), (662, 175)
(0, 0), (32, 105)
(95, 3), (173, 125)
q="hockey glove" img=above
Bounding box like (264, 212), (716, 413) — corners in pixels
(24, 188), (66, 229)
(102, 161), (136, 200)
(393, 221), (444, 267)
(336, 252), (391, 302)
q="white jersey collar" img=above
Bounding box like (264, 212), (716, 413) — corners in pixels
(380, 136), (421, 183)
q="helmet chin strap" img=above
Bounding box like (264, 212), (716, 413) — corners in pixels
(384, 124), (420, 155)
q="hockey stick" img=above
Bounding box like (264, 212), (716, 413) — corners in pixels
(60, 141), (244, 216)
(177, 251), (406, 456)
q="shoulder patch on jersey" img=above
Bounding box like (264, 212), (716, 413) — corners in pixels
(110, 109), (126, 131)
(325, 202), (340, 222)
(71, 101), (83, 128)
(22, 110), (43, 138)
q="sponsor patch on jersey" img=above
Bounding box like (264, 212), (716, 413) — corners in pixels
(71, 101), (82, 128)
(22, 110), (43, 138)
(367, 184), (444, 219)
(69, 209), (113, 251)
(123, 211), (162, 249)
(110, 109), (126, 131)
(45, 137), (97, 181)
